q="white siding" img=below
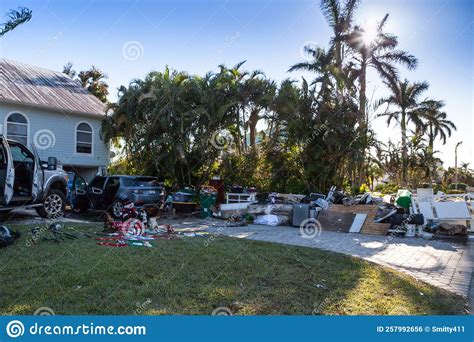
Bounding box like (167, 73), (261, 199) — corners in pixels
(0, 102), (109, 168)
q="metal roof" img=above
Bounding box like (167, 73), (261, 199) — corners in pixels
(0, 58), (106, 116)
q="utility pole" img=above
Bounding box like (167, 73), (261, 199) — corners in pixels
(454, 141), (463, 190)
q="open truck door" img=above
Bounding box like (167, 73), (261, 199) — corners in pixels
(0, 132), (15, 205)
(30, 145), (44, 201)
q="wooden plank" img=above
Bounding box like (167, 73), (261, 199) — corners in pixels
(349, 213), (367, 233)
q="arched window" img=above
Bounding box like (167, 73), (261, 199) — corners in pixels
(6, 113), (28, 145)
(76, 122), (92, 154)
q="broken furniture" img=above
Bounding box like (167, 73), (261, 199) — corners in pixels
(172, 191), (197, 213)
(412, 192), (471, 237)
(226, 192), (257, 204)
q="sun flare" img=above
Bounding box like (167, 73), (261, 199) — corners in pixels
(362, 19), (379, 45)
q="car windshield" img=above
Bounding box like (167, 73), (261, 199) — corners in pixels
(122, 177), (160, 187)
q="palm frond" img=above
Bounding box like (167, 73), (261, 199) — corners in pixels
(378, 50), (418, 70)
(0, 7), (32, 37)
(320, 0), (340, 29)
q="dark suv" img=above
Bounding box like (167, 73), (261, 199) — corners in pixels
(70, 175), (164, 217)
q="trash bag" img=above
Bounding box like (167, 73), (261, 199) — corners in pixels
(332, 192), (348, 204)
(0, 226), (20, 248)
(389, 213), (424, 225)
(254, 214), (289, 226)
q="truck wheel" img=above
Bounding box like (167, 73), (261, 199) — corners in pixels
(110, 199), (125, 219)
(36, 189), (66, 218)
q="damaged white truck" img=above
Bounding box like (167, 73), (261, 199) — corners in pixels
(0, 127), (68, 218)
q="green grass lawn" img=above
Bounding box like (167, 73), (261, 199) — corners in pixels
(0, 222), (468, 315)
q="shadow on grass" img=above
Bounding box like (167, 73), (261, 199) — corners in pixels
(0, 223), (468, 315)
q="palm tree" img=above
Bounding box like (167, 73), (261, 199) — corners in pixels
(293, 1), (359, 98)
(460, 162), (470, 174)
(78, 66), (109, 103)
(243, 75), (276, 148)
(216, 61), (249, 152)
(421, 100), (456, 152)
(63, 64), (109, 103)
(320, 0), (360, 70)
(343, 14), (418, 124)
(0, 7), (32, 37)
(378, 79), (430, 185)
(289, 46), (336, 91)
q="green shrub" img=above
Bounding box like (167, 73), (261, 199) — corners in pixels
(359, 183), (370, 194)
(446, 189), (465, 195)
(448, 183), (467, 191)
(374, 183), (400, 194)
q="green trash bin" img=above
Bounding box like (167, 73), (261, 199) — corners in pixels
(200, 193), (217, 218)
(395, 189), (412, 209)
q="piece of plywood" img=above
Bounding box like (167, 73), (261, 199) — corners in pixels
(418, 202), (435, 222)
(349, 213), (367, 233)
(434, 202), (471, 220)
(417, 188), (434, 202)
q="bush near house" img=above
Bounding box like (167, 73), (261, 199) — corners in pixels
(448, 183), (468, 191)
(374, 183), (400, 194)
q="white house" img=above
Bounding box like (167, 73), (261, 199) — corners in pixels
(0, 58), (109, 181)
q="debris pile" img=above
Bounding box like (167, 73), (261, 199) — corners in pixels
(97, 201), (208, 248)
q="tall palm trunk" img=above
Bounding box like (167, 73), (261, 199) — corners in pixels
(248, 108), (260, 148)
(359, 60), (367, 123)
(356, 59), (368, 186)
(400, 111), (408, 185)
(427, 124), (435, 183)
(428, 124), (434, 153)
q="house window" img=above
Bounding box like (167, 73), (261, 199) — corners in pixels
(6, 113), (28, 145)
(76, 122), (92, 154)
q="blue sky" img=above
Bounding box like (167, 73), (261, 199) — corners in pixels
(1, 0), (472, 167)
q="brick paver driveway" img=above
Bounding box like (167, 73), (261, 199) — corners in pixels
(204, 224), (472, 297)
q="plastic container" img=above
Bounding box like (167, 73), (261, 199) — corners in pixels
(200, 193), (217, 218)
